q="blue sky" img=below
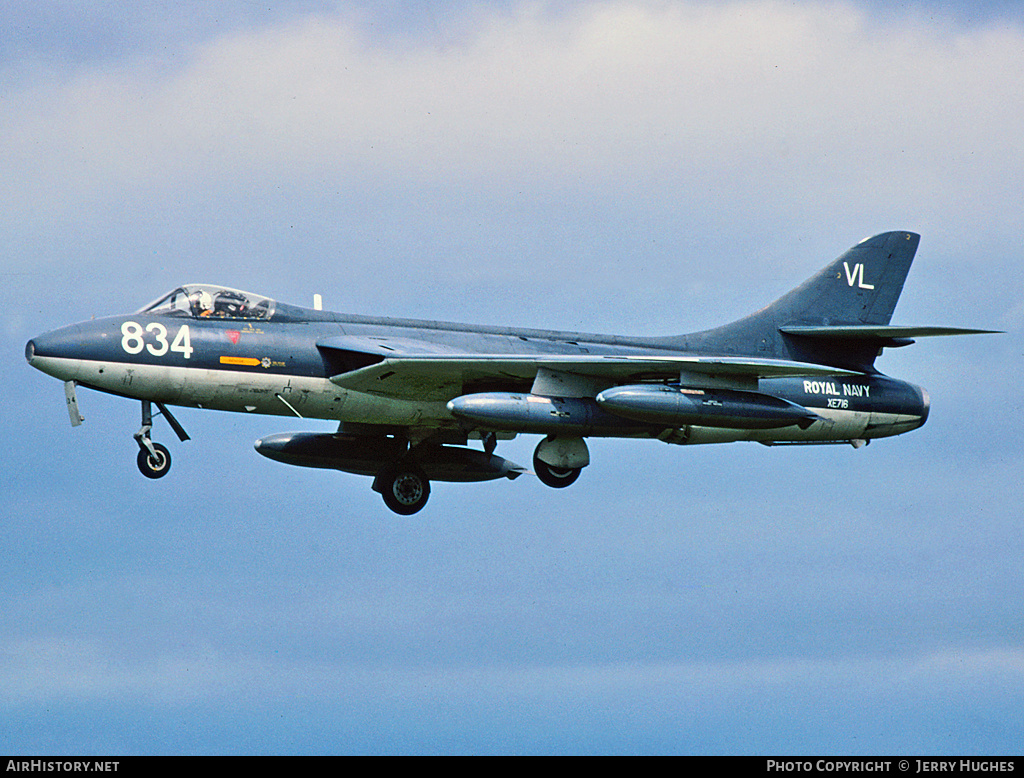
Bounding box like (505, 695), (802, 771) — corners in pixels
(2, 0), (1022, 755)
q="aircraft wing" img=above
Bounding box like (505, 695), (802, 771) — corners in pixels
(318, 336), (859, 400)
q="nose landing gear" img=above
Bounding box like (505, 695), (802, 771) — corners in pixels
(133, 400), (189, 479)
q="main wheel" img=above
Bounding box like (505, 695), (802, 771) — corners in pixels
(137, 442), (172, 479)
(379, 465), (431, 515)
(533, 451), (581, 489)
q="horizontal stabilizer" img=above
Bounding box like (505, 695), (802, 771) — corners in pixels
(781, 325), (1002, 342)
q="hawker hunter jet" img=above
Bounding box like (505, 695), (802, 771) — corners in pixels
(26, 231), (996, 514)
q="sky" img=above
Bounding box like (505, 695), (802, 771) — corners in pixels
(2, 0), (1022, 755)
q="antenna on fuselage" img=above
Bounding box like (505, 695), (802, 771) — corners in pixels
(313, 294), (323, 311)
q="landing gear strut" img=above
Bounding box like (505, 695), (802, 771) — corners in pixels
(133, 400), (189, 479)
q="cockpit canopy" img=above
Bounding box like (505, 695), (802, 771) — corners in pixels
(139, 285), (277, 321)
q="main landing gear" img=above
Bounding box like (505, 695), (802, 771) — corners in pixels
(369, 434), (590, 514)
(134, 400), (189, 479)
(367, 433), (511, 515)
(373, 462), (431, 515)
(367, 436), (588, 514)
(533, 454), (582, 488)
(532, 435), (588, 489)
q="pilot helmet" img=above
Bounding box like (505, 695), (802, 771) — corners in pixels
(190, 290), (214, 314)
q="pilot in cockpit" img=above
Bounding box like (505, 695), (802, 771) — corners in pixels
(190, 290), (215, 318)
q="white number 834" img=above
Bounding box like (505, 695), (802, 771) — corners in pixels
(120, 321), (193, 359)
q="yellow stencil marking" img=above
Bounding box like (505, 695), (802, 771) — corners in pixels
(220, 356), (261, 366)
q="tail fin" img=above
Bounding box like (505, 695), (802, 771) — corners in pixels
(684, 231), (921, 371)
(760, 230), (920, 327)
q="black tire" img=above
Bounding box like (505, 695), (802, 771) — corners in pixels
(137, 442), (171, 479)
(533, 451), (581, 489)
(379, 465), (430, 515)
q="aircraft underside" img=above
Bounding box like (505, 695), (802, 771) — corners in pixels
(31, 352), (929, 514)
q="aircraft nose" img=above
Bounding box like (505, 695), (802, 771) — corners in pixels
(25, 324), (85, 380)
(27, 324), (84, 358)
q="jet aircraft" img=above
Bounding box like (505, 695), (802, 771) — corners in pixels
(25, 231), (996, 514)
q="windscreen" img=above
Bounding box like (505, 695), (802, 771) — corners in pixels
(140, 285), (276, 321)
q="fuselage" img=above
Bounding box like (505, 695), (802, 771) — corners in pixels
(25, 287), (930, 445)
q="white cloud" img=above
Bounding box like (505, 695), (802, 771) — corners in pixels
(2, 1), (1022, 228)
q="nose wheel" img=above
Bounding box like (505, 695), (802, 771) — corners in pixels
(133, 400), (188, 480)
(137, 442), (172, 479)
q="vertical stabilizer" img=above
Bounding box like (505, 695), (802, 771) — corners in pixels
(676, 232), (921, 371)
(767, 231), (919, 327)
